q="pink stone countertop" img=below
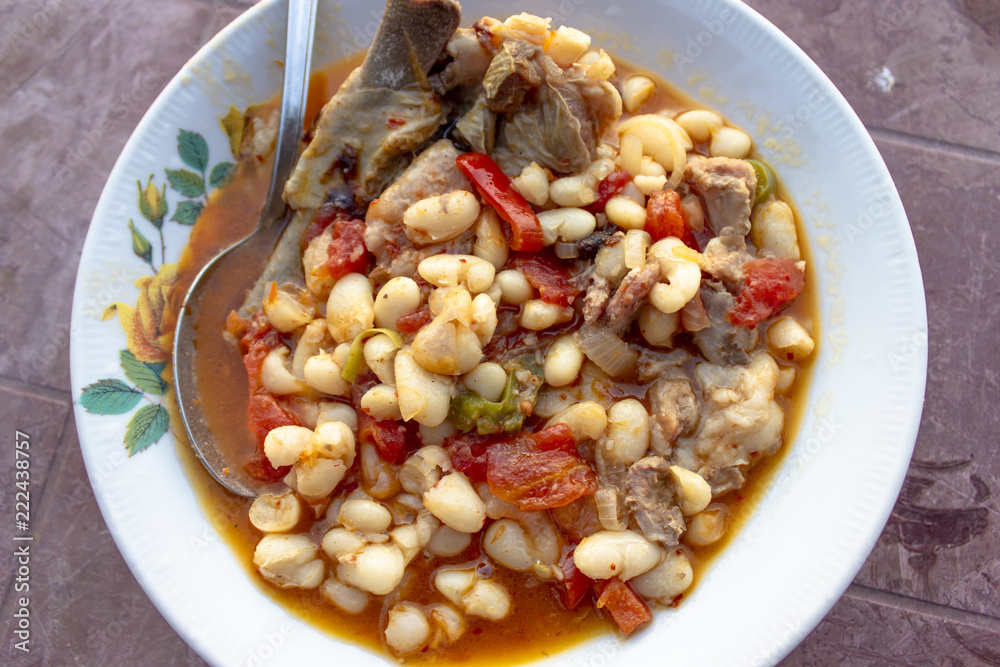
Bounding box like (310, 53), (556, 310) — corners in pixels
(1, 0), (997, 665)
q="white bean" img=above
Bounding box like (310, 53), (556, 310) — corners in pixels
(648, 238), (702, 314)
(290, 319), (328, 380)
(638, 304), (679, 347)
(253, 534), (324, 589)
(670, 465), (712, 515)
(403, 189), (481, 244)
(546, 25), (591, 67)
(423, 472), (486, 533)
(385, 604), (431, 655)
(418, 254), (496, 294)
(585, 49), (616, 81)
(337, 543), (406, 595)
(619, 133), (643, 176)
(303, 351), (351, 397)
(339, 498), (393, 533)
(573, 529), (661, 581)
(464, 362), (507, 402)
(427, 604), (465, 647)
(483, 519), (535, 572)
(634, 174), (668, 196)
(360, 383), (402, 421)
(418, 421), (459, 447)
(248, 491), (302, 533)
(263, 284), (314, 333)
(768, 318), (815, 361)
(326, 273), (374, 344)
(543, 335), (584, 387)
(537, 207), (597, 245)
(675, 109), (723, 143)
(315, 401), (358, 430)
(605, 195), (648, 230)
(687, 507), (728, 546)
(295, 457), (348, 499)
(586, 157), (617, 182)
(752, 200), (800, 259)
(630, 549), (693, 601)
(519, 300), (574, 331)
(260, 347), (308, 395)
(463, 580), (512, 620)
(434, 568), (476, 605)
(321, 527), (366, 559)
(473, 208), (509, 270)
(549, 174), (598, 208)
(263, 425), (313, 467)
(710, 126), (752, 159)
(511, 161), (550, 206)
(495, 269), (533, 305)
(395, 347), (454, 427)
(428, 525), (472, 557)
(363, 333), (398, 385)
(320, 578), (368, 614)
(621, 74), (656, 113)
(373, 276), (421, 329)
(545, 401), (608, 442)
(595, 240), (628, 283)
(470, 293), (498, 346)
(597, 399), (651, 468)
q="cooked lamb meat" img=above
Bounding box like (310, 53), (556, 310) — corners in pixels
(672, 352), (784, 496)
(364, 139), (475, 285)
(625, 456), (686, 548)
(685, 157), (757, 245)
(581, 273), (612, 324)
(692, 281), (759, 366)
(604, 261), (661, 335)
(648, 377), (699, 456)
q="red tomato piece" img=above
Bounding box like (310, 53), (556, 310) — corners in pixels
(395, 308), (433, 333)
(727, 257), (805, 327)
(558, 548), (594, 610)
(360, 415), (409, 465)
(244, 393), (298, 482)
(445, 432), (495, 482)
(645, 190), (698, 249)
(509, 254), (581, 307)
(238, 313), (283, 394)
(487, 446), (597, 511)
(324, 218), (370, 281)
(456, 152), (544, 252)
(589, 170), (632, 213)
(594, 578), (653, 635)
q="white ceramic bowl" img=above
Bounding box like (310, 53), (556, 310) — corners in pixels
(70, 0), (927, 665)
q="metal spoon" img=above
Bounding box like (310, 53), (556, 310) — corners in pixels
(173, 0), (318, 497)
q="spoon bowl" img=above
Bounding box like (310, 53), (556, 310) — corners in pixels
(172, 0), (318, 497)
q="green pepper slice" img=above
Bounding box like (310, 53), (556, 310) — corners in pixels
(746, 158), (776, 208)
(448, 356), (543, 435)
(340, 328), (403, 383)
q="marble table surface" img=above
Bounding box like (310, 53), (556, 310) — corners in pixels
(1, 0), (997, 664)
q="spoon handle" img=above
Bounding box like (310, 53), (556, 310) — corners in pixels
(261, 0), (319, 229)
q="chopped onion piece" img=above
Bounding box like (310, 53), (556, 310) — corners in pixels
(595, 486), (627, 531)
(554, 242), (580, 259)
(574, 324), (638, 377)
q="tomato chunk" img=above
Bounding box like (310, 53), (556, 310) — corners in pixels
(324, 218), (370, 281)
(509, 254), (580, 307)
(358, 412), (412, 464)
(395, 307), (432, 333)
(589, 170), (632, 213)
(487, 424), (596, 511)
(646, 190), (698, 249)
(456, 152), (544, 252)
(727, 257), (805, 327)
(594, 578), (653, 635)
(558, 548), (594, 610)
(446, 432), (495, 482)
(244, 393), (298, 482)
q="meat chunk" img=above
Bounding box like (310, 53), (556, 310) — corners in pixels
(430, 27), (493, 94)
(625, 456), (685, 549)
(603, 261), (661, 335)
(685, 157), (757, 244)
(692, 281), (759, 366)
(490, 50), (622, 175)
(364, 140), (475, 285)
(671, 352), (783, 496)
(648, 378), (699, 456)
(581, 273), (612, 324)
